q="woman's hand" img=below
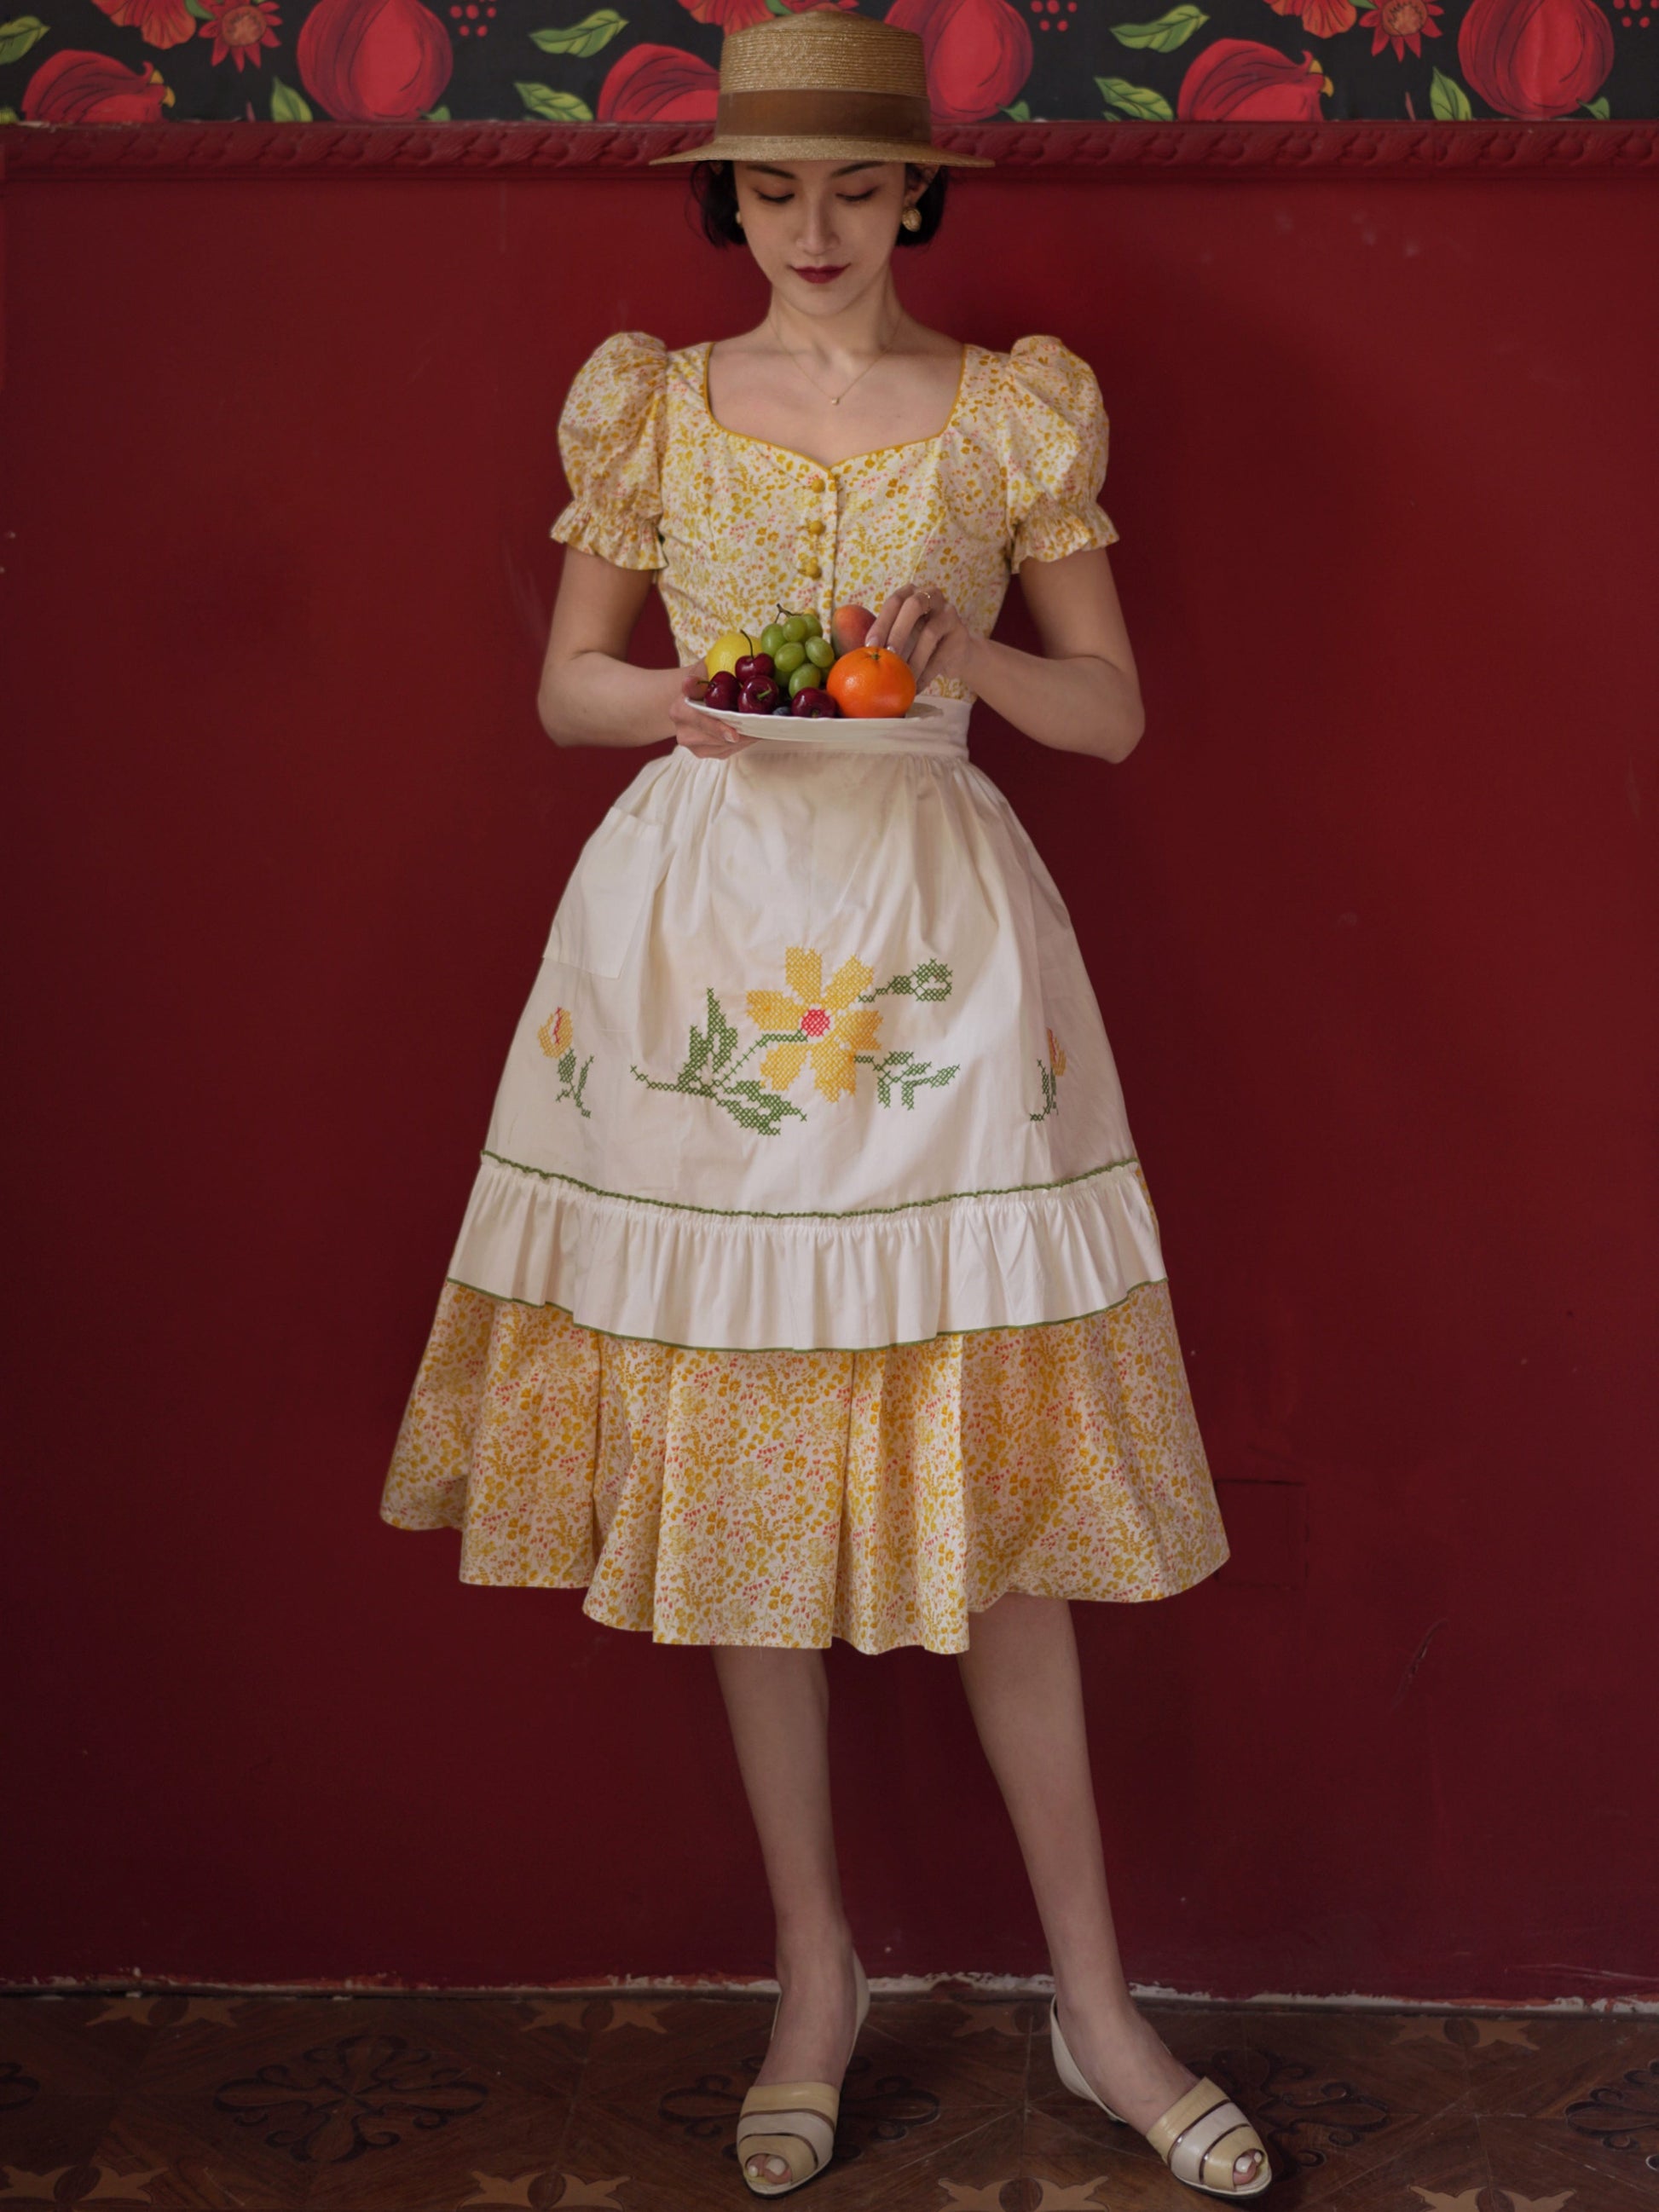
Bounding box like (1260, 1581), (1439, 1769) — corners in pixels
(671, 665), (760, 759)
(866, 584), (975, 690)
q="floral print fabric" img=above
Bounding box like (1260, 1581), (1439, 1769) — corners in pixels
(549, 329), (1119, 702)
(380, 1274), (1229, 1655)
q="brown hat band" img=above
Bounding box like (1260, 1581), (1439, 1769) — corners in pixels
(714, 86), (936, 145)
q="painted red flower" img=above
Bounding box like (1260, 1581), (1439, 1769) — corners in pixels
(598, 42), (720, 120)
(199, 0), (281, 71)
(675, 0), (855, 31)
(1263, 0), (1358, 37)
(87, 0), (195, 49)
(886, 0), (1032, 123)
(297, 0), (452, 118)
(1365, 0), (1444, 59)
(1176, 37), (1330, 118)
(1457, 0), (1611, 115)
(21, 48), (174, 117)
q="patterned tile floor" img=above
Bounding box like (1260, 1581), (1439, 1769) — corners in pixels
(1, 1985), (1655, 2210)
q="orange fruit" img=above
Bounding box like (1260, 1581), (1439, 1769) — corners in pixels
(826, 647), (916, 720)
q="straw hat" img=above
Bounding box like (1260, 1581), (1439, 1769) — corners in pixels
(649, 10), (994, 170)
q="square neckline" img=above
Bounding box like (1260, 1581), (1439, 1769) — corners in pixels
(697, 338), (975, 476)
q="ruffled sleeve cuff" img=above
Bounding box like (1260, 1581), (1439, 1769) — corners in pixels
(549, 330), (669, 571)
(1003, 334), (1121, 571)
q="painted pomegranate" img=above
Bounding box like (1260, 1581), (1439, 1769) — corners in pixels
(297, 0), (452, 122)
(22, 49), (172, 118)
(886, 0), (1032, 124)
(598, 43), (720, 122)
(1177, 38), (1330, 120)
(1457, 0), (1612, 118)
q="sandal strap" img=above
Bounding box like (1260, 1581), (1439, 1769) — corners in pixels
(737, 2082), (839, 2180)
(1145, 2079), (1262, 2190)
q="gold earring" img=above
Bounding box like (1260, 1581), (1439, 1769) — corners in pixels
(900, 205), (922, 232)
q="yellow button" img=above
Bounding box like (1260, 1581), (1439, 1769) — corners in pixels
(806, 518), (825, 538)
(809, 476), (827, 494)
(799, 555), (822, 579)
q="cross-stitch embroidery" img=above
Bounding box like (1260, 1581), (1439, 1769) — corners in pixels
(631, 945), (960, 1135)
(537, 1005), (593, 1118)
(1030, 1026), (1067, 1122)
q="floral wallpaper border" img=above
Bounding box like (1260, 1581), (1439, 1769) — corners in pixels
(5, 114), (1659, 170)
(0, 0), (1655, 133)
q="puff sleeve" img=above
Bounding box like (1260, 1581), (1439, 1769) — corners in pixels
(549, 330), (669, 571)
(1002, 335), (1121, 571)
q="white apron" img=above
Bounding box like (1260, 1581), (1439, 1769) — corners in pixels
(447, 702), (1167, 1354)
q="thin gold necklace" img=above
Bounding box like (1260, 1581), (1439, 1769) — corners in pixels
(766, 304), (902, 409)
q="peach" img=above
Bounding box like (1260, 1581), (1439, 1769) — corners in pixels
(830, 603), (876, 657)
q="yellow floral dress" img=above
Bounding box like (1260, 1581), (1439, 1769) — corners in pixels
(379, 327), (1231, 1655)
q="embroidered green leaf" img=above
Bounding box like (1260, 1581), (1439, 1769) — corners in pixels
(1111, 6), (1207, 53)
(182, 0), (211, 16)
(1030, 1060), (1061, 1123)
(0, 14), (49, 61)
(0, 103), (20, 119)
(868, 958), (953, 1003)
(1428, 67), (1472, 119)
(517, 81), (594, 120)
(423, 104), (452, 119)
(708, 992), (740, 1073)
(557, 1048), (576, 1084)
(270, 77), (314, 121)
(1581, 95), (1610, 118)
(1096, 76), (1176, 121)
(1002, 100), (1030, 120)
(900, 1062), (960, 1108)
(721, 1080), (808, 1136)
(529, 9), (626, 55)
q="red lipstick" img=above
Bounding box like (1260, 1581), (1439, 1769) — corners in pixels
(793, 265), (847, 286)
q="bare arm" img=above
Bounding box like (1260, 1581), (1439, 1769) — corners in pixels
(868, 545), (1145, 765)
(537, 545), (758, 758)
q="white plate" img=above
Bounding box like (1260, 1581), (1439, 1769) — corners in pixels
(690, 696), (947, 742)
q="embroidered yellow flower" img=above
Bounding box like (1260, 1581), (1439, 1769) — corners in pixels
(749, 947), (881, 1102)
(1047, 1026), (1067, 1078)
(537, 1006), (574, 1059)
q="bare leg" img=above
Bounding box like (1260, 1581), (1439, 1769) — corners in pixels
(956, 1593), (1263, 2191)
(711, 1644), (863, 2190)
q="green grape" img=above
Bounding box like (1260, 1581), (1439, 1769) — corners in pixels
(781, 615), (811, 645)
(800, 612), (823, 639)
(804, 636), (834, 671)
(789, 663), (818, 697)
(774, 640), (806, 677)
(760, 623), (788, 658)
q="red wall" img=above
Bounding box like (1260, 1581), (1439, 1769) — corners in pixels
(4, 129), (1656, 2002)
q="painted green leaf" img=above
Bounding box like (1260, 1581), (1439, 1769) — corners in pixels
(1002, 99), (1030, 120)
(1428, 67), (1472, 119)
(0, 14), (49, 65)
(1582, 95), (1610, 118)
(529, 9), (626, 57)
(183, 0), (211, 18)
(0, 102), (19, 118)
(762, 0), (793, 14)
(1096, 75), (1176, 121)
(423, 103), (451, 119)
(1111, 5), (1207, 53)
(517, 80), (594, 120)
(270, 76), (313, 121)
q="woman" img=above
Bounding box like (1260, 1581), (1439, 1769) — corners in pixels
(381, 10), (1268, 2201)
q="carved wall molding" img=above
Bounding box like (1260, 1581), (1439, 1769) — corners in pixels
(5, 117), (1659, 183)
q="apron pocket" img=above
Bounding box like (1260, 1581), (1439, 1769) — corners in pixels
(543, 807), (664, 979)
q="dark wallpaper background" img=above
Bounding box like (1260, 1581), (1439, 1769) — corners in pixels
(3, 0), (1654, 134)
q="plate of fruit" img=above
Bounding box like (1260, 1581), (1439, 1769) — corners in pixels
(693, 603), (925, 737)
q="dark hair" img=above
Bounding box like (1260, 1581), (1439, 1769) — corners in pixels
(689, 159), (949, 251)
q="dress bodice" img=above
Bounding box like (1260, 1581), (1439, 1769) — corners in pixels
(549, 331), (1120, 703)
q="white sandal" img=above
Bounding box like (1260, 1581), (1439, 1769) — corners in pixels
(1049, 1997), (1272, 2198)
(737, 1953), (870, 2198)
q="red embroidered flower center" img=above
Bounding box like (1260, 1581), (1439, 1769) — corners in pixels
(221, 5), (265, 41)
(1379, 0), (1428, 32)
(799, 1006), (831, 1038)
